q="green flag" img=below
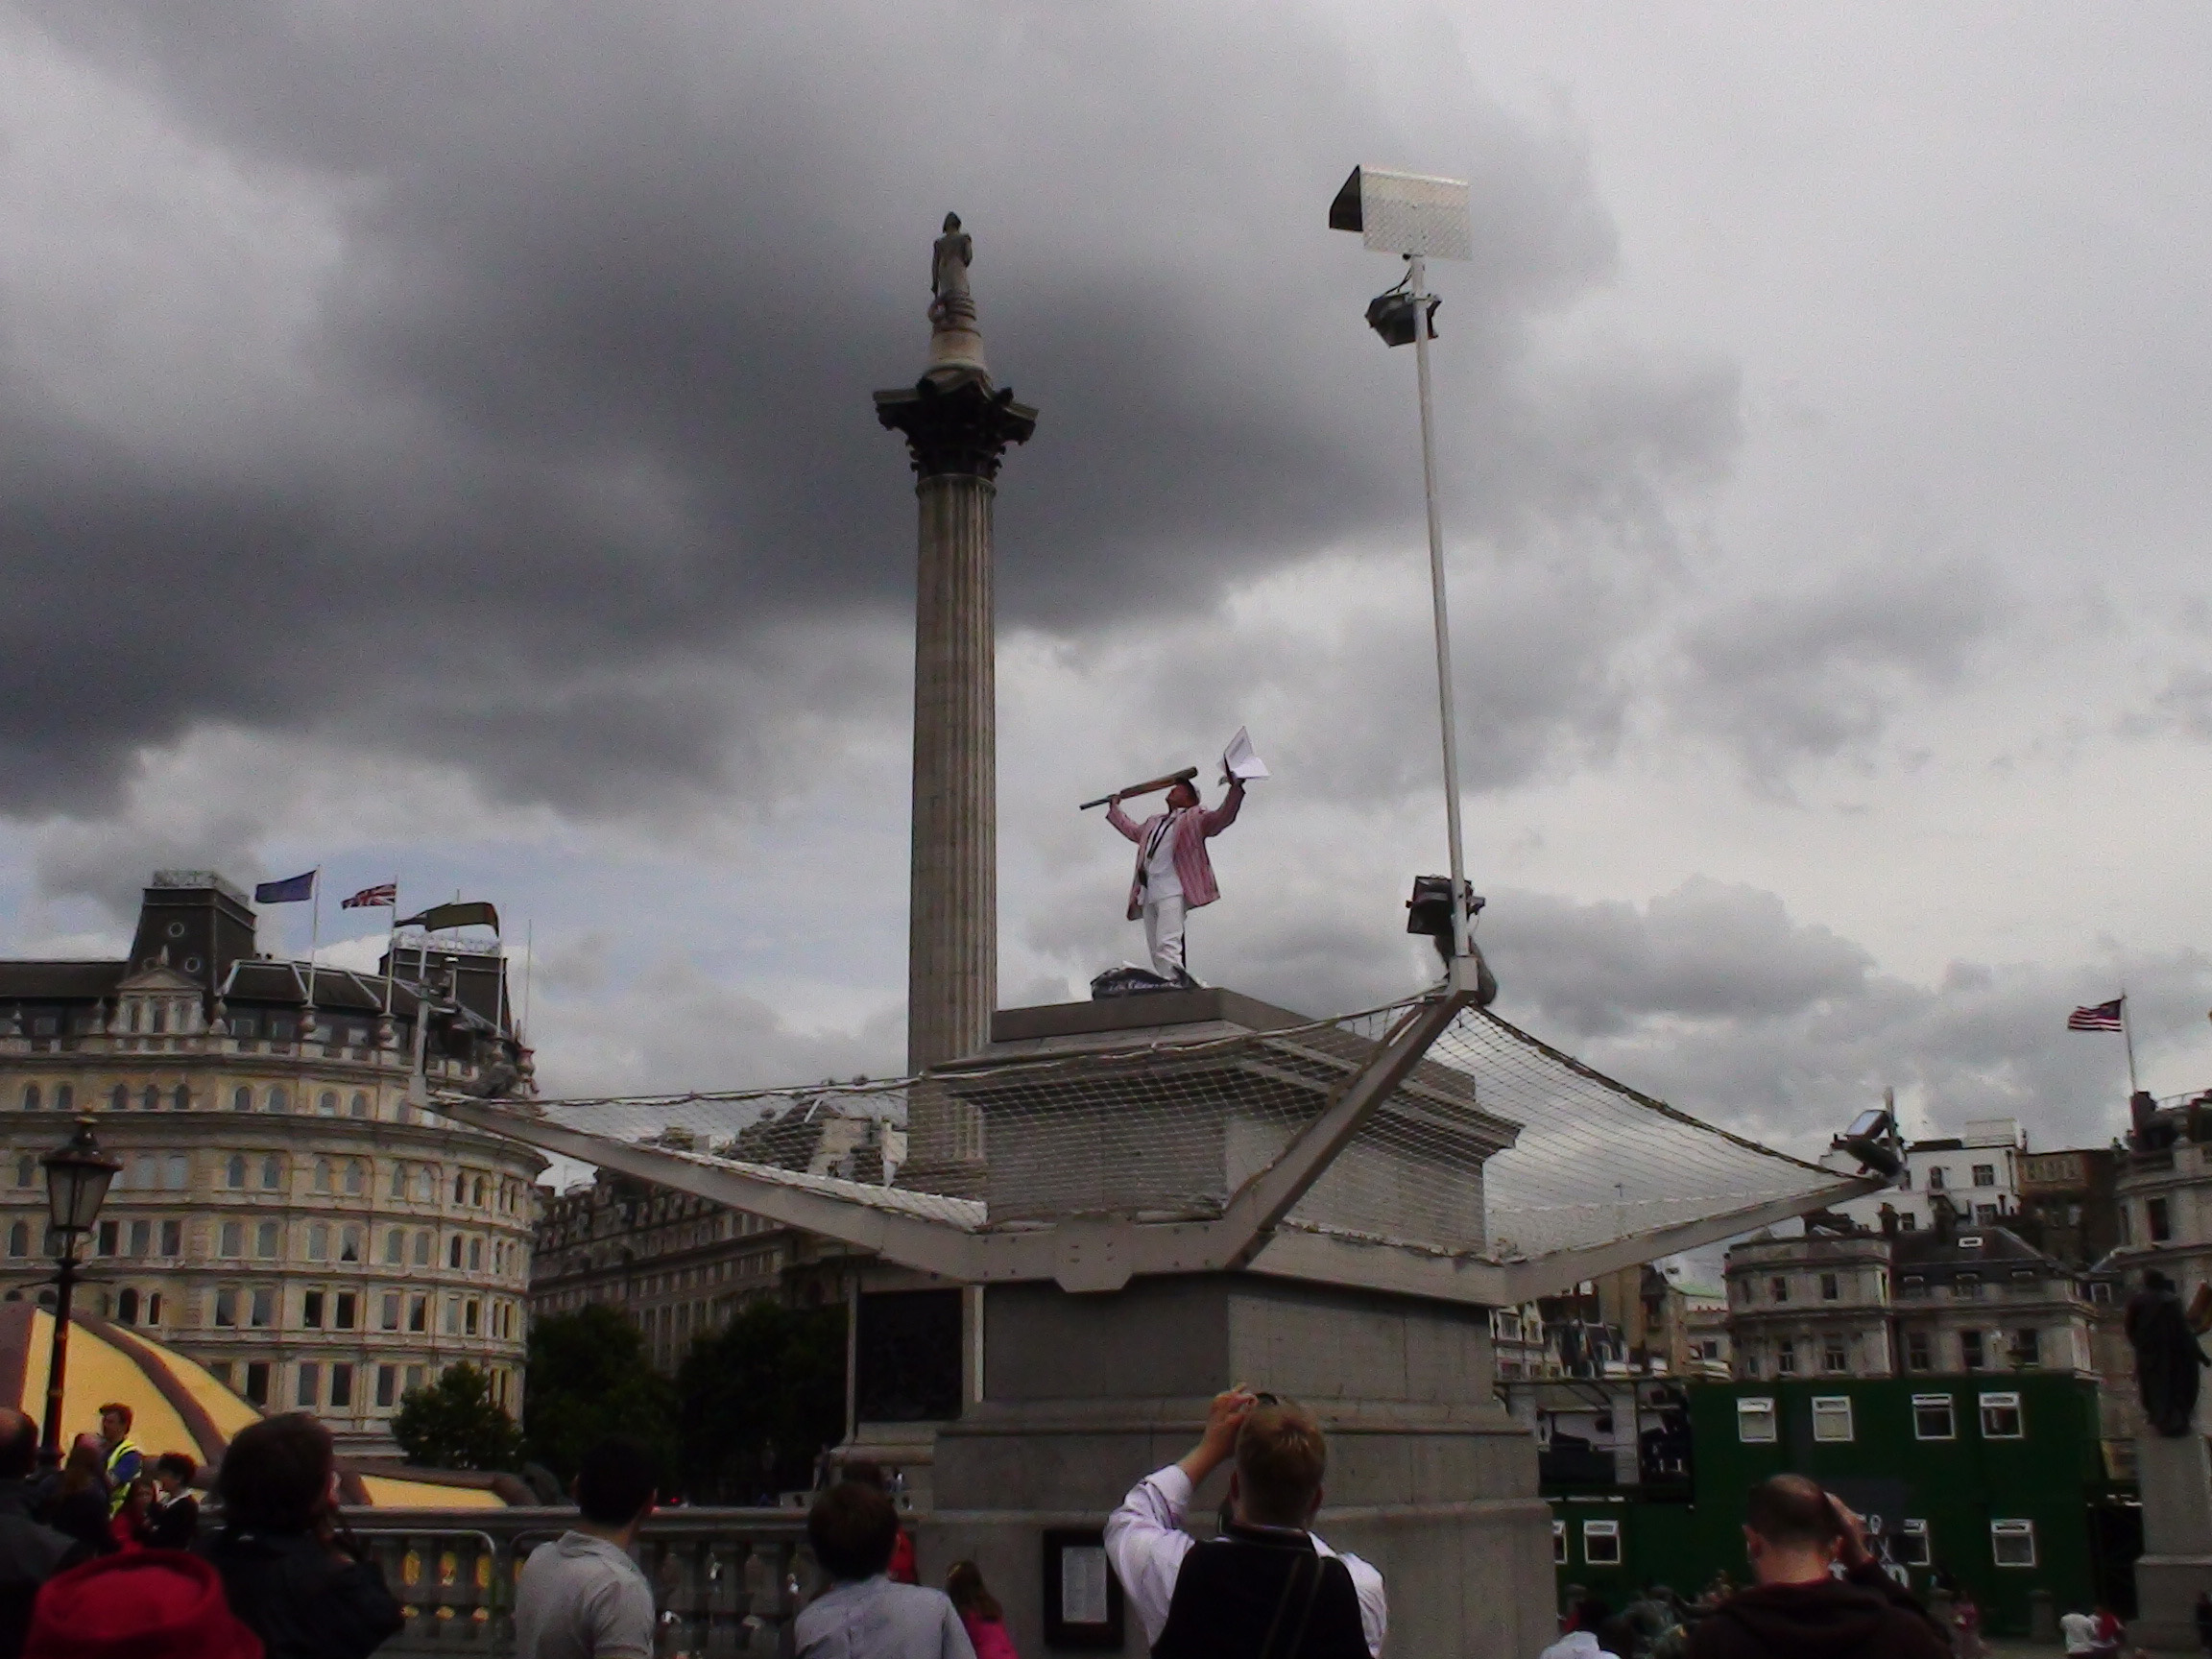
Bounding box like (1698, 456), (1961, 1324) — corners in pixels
(398, 901), (500, 934)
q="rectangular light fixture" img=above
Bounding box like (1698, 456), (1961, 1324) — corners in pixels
(1329, 166), (1474, 260)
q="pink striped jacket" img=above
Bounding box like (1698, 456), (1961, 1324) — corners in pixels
(1106, 782), (1245, 921)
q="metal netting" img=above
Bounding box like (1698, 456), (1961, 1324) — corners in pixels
(507, 996), (1842, 1266)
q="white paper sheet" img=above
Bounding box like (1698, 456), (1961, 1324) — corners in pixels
(1222, 725), (1269, 781)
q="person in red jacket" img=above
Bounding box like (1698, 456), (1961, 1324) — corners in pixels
(1686, 1476), (1947, 1659)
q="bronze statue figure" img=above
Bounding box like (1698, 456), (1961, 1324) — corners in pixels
(2126, 1268), (2210, 1435)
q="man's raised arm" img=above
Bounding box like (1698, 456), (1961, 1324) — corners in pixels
(1104, 793), (1143, 842)
(1201, 778), (1245, 836)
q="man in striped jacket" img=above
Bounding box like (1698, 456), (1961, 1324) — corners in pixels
(1105, 775), (1245, 984)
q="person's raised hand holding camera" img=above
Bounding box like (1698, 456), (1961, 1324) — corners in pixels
(1176, 1386), (1258, 1487)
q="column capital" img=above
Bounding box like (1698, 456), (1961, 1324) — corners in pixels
(874, 368), (1038, 482)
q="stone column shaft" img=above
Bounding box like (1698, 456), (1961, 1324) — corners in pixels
(907, 472), (998, 1083)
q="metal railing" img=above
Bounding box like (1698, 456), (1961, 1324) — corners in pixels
(332, 1507), (812, 1656)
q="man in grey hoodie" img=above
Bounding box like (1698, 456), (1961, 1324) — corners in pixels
(516, 1438), (660, 1659)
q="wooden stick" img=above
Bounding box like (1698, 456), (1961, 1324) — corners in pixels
(1079, 766), (1198, 811)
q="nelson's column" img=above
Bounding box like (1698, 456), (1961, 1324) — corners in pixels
(876, 214), (1036, 1192)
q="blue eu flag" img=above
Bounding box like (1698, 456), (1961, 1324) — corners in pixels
(253, 871), (316, 903)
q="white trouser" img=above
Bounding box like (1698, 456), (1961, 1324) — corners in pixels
(1142, 895), (1189, 980)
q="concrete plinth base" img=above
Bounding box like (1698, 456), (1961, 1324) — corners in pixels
(2132, 1431), (2212, 1649)
(920, 1274), (1551, 1659)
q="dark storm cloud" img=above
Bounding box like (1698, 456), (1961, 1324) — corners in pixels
(2, 0), (1734, 815)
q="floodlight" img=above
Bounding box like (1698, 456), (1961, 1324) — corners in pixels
(1328, 166), (1474, 260)
(1365, 289), (1440, 349)
(1831, 1107), (1904, 1180)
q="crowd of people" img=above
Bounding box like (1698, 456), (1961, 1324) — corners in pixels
(0, 1387), (2156, 1659)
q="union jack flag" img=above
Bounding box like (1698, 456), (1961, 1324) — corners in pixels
(341, 882), (398, 910)
(2067, 997), (2125, 1032)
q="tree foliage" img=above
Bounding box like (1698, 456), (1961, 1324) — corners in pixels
(521, 1304), (679, 1483)
(393, 1362), (524, 1472)
(675, 1300), (846, 1503)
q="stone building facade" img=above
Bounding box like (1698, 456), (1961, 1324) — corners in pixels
(1726, 1213), (2107, 1382)
(529, 1102), (900, 1371)
(0, 873), (542, 1451)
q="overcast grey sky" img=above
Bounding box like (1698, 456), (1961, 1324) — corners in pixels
(5, 1), (2210, 1160)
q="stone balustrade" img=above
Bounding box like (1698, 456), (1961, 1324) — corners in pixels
(335, 1506), (814, 1656)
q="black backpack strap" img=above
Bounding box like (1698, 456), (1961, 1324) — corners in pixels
(1255, 1551), (1328, 1659)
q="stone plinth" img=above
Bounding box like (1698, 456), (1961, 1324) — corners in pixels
(923, 1275), (1552, 1659)
(2132, 1427), (2212, 1648)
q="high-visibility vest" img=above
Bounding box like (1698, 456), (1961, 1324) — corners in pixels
(104, 1438), (142, 1513)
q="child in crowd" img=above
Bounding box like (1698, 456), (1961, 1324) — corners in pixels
(946, 1561), (1019, 1659)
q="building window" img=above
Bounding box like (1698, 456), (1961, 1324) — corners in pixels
(259, 1156), (281, 1190)
(1769, 1277), (1789, 1304)
(302, 1291), (325, 1331)
(1551, 1520), (1566, 1564)
(116, 1287), (140, 1324)
(381, 1293), (401, 1332)
(443, 1299), (461, 1335)
(375, 1366), (398, 1409)
(469, 1238), (483, 1271)
(312, 1161), (332, 1195)
(164, 1154), (187, 1190)
(1927, 1166), (1946, 1190)
(108, 1085), (128, 1112)
(1911, 1394), (1955, 1440)
(344, 1162), (365, 1197)
(340, 1226), (361, 1264)
(329, 1364), (353, 1409)
(295, 1364), (320, 1408)
(1812, 1397), (1854, 1442)
(1972, 1164), (1995, 1188)
(1960, 1330), (1984, 1369)
(231, 1087), (252, 1112)
(333, 1291), (357, 1331)
(447, 1237), (464, 1269)
(1900, 1214), (1916, 1231)
(404, 1364), (425, 1394)
(1776, 1339), (1796, 1376)
(414, 1232), (432, 1267)
(5, 1224), (23, 1260)
(95, 1221), (116, 1258)
(2012, 1329), (2041, 1368)
(250, 1288), (274, 1329)
(219, 1222), (243, 1259)
(1901, 1275), (1925, 1298)
(245, 1363), (270, 1407)
(1737, 1397), (1778, 1443)
(19, 1085), (36, 1112)
(409, 1296), (428, 1334)
(318, 1091), (339, 1117)
(350, 1093), (371, 1119)
(266, 1087), (287, 1114)
(384, 1232), (405, 1265)
(11, 1158), (28, 1189)
(1956, 1274), (1982, 1299)
(254, 1222), (278, 1260)
(1820, 1273), (1839, 1301)
(1582, 1521), (1621, 1566)
(1989, 1520), (2035, 1567)
(226, 1155), (246, 1190)
(215, 1289), (238, 1329)
(471, 1175), (486, 1207)
(465, 1299), (480, 1336)
(453, 1172), (467, 1206)
(390, 1164), (408, 1201)
(307, 1224), (330, 1262)
(1897, 1520), (1932, 1567)
(416, 1168), (436, 1204)
(1821, 1340), (1848, 1375)
(2149, 1198), (2173, 1243)
(2090, 1281), (2113, 1305)
(129, 1220), (151, 1259)
(1980, 1392), (2025, 1439)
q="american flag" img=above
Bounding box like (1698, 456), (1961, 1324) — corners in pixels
(341, 882), (397, 910)
(2067, 997), (2125, 1032)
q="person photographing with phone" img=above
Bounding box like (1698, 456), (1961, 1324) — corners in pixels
(1685, 1475), (1946, 1659)
(1104, 1387), (1382, 1659)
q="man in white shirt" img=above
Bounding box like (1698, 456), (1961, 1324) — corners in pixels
(515, 1438), (660, 1659)
(1104, 1387), (1385, 1659)
(1105, 777), (1245, 982)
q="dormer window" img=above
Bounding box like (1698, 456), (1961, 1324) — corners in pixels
(1959, 1235), (1983, 1249)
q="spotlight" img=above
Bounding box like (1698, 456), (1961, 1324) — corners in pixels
(1831, 1106), (1904, 1180)
(1365, 289), (1441, 349)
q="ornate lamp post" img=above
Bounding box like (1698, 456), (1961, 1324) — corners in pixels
(38, 1119), (119, 1459)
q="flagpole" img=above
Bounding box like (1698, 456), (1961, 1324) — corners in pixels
(383, 878), (400, 1018)
(521, 919), (534, 1041)
(2122, 988), (2141, 1096)
(305, 869), (322, 1012)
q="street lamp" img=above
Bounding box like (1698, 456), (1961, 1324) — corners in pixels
(1329, 165), (1483, 987)
(38, 1119), (118, 1460)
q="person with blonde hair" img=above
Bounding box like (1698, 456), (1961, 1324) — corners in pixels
(1105, 1387), (1382, 1659)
